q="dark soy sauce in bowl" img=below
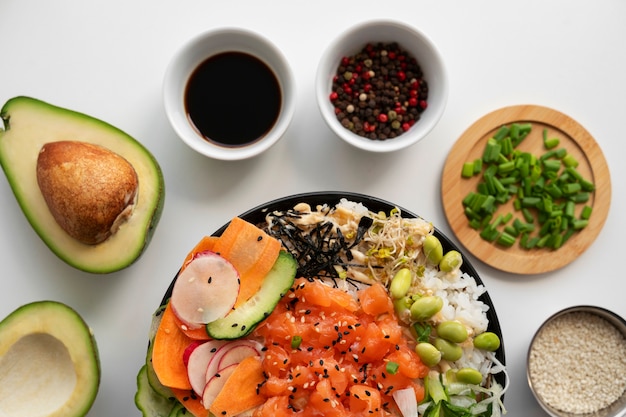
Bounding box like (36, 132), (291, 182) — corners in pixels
(185, 52), (282, 147)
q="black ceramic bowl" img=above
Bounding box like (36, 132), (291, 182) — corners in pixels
(160, 191), (506, 389)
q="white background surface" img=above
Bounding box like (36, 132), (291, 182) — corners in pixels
(1, 1), (624, 416)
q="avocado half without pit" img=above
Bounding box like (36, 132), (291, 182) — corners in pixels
(0, 301), (100, 417)
(0, 96), (165, 273)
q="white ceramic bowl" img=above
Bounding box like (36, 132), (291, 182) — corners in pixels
(163, 28), (296, 161)
(316, 20), (448, 153)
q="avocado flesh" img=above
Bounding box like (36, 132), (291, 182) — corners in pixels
(0, 96), (165, 273)
(0, 301), (100, 417)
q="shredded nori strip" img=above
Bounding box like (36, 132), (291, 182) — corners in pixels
(264, 210), (373, 280)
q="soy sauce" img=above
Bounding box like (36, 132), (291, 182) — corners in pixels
(185, 52), (282, 147)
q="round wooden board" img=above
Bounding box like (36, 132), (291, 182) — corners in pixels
(441, 105), (611, 275)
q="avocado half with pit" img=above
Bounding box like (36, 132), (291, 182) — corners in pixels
(0, 300), (100, 417)
(0, 96), (165, 273)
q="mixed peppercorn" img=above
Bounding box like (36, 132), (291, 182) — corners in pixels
(330, 42), (429, 140)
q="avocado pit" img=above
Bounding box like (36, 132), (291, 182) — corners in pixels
(36, 140), (139, 245)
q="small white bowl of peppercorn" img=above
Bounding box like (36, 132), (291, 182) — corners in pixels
(316, 19), (448, 153)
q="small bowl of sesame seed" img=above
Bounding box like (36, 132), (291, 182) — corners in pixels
(315, 19), (448, 153)
(527, 305), (626, 417)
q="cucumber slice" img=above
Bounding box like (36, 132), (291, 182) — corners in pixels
(168, 402), (185, 417)
(206, 251), (297, 340)
(135, 365), (176, 417)
(146, 341), (175, 399)
(144, 305), (175, 399)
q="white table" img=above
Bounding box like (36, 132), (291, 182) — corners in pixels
(1, 1), (624, 416)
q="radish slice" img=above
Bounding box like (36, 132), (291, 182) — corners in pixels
(203, 363), (237, 408)
(171, 251), (240, 328)
(186, 339), (228, 396)
(392, 387), (418, 417)
(205, 340), (263, 382)
(217, 340), (263, 370)
(182, 340), (205, 368)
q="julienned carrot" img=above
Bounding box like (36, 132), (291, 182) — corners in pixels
(208, 356), (267, 417)
(170, 387), (209, 417)
(212, 217), (281, 307)
(151, 304), (193, 390)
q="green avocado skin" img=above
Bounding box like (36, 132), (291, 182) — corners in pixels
(0, 96), (165, 274)
(0, 300), (100, 417)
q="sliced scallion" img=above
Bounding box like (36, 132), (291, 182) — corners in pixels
(460, 122), (595, 251)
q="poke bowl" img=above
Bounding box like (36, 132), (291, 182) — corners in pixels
(136, 191), (507, 417)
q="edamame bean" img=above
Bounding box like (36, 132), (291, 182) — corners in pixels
(456, 368), (483, 385)
(436, 321), (468, 343)
(423, 235), (443, 265)
(393, 296), (411, 317)
(473, 331), (501, 351)
(389, 268), (412, 299)
(410, 296), (443, 321)
(439, 250), (463, 272)
(434, 337), (463, 361)
(415, 342), (441, 367)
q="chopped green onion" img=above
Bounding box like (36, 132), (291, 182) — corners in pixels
(386, 361), (400, 375)
(460, 122), (595, 251)
(291, 335), (303, 349)
(497, 232), (516, 247)
(572, 219), (589, 230)
(473, 158), (483, 174)
(542, 129), (560, 149)
(569, 192), (590, 204)
(493, 125), (509, 141)
(581, 205), (593, 220)
(562, 153), (579, 168)
(462, 162), (475, 178)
